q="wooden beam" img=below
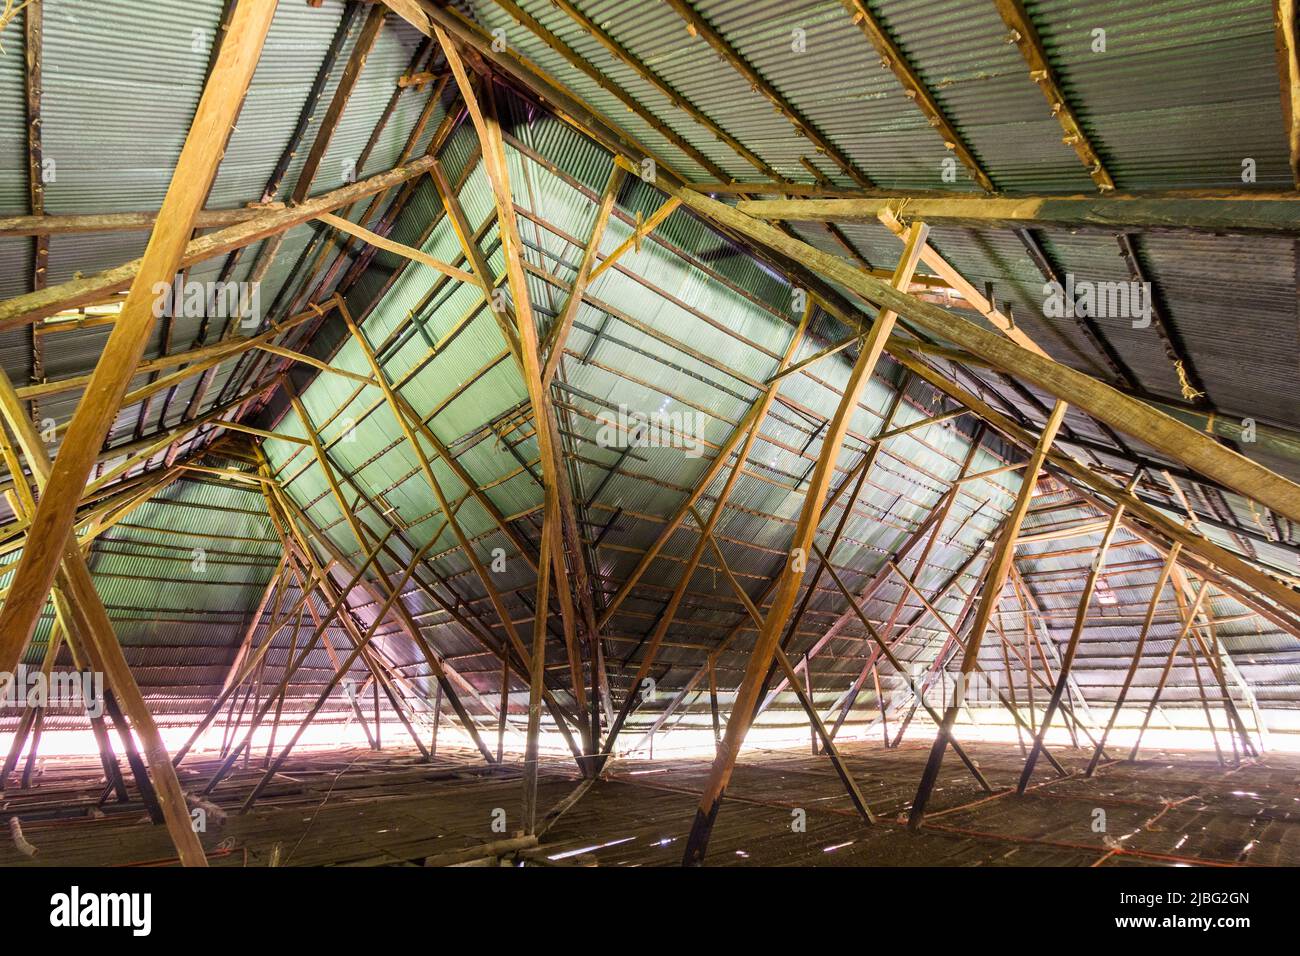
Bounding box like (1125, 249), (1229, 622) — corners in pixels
(664, 186), (1300, 525)
(23, 300), (327, 413)
(660, 0), (871, 187)
(315, 211), (478, 285)
(734, 193), (1300, 236)
(0, 207), (270, 237)
(0, 155), (438, 331)
(990, 0), (1115, 191)
(1278, 0), (1300, 186)
(1084, 544), (1180, 774)
(876, 207), (1045, 357)
(908, 401), (1066, 828)
(1016, 473), (1136, 790)
(0, 0), (277, 668)
(23, 0), (46, 426)
(593, 302), (812, 766)
(0, 369), (207, 864)
(586, 198), (681, 283)
(703, 521), (878, 824)
(292, 4), (387, 203)
(680, 223), (927, 865)
(339, 306), (538, 678)
(434, 40), (598, 728)
(546, 0), (779, 179)
(540, 163), (625, 388)
(240, 534), (436, 812)
(522, 513), (554, 832)
(839, 0), (994, 192)
(894, 351), (1300, 625)
(1128, 580), (1211, 760)
(483, 0), (729, 182)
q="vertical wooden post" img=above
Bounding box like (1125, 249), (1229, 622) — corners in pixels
(804, 651), (817, 755)
(497, 653), (509, 763)
(431, 681), (443, 758)
(708, 658), (721, 751)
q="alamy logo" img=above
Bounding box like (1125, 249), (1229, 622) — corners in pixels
(0, 666), (103, 718)
(595, 404), (707, 458)
(49, 886), (151, 936)
(151, 277), (262, 329)
(1042, 274), (1152, 328)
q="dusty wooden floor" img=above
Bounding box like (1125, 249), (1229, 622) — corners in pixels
(1, 739), (1296, 867)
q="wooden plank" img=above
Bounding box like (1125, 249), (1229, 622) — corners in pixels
(1016, 475), (1135, 790)
(0, 207), (266, 237)
(0, 370), (207, 865)
(680, 223), (928, 865)
(540, 163), (624, 388)
(990, 0), (1115, 191)
(839, 0), (994, 191)
(0, 155), (438, 331)
(660, 0), (871, 187)
(1277, 0), (1300, 186)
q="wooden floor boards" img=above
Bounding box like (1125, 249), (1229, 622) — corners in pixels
(1, 740), (1296, 867)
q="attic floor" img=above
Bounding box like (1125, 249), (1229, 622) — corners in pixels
(1, 739), (1296, 867)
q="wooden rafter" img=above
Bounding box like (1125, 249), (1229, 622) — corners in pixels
(660, 0), (872, 187)
(315, 211), (478, 285)
(593, 301), (812, 766)
(1276, 0), (1300, 186)
(22, 0), (45, 424)
(0, 368), (207, 865)
(0, 156), (437, 331)
(540, 163), (625, 388)
(292, 4), (387, 203)
(545, 0), (779, 180)
(484, 0), (724, 182)
(991, 0), (1116, 191)
(839, 0), (995, 192)
(661, 186), (1300, 525)
(1016, 472), (1136, 789)
(680, 221), (927, 865)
